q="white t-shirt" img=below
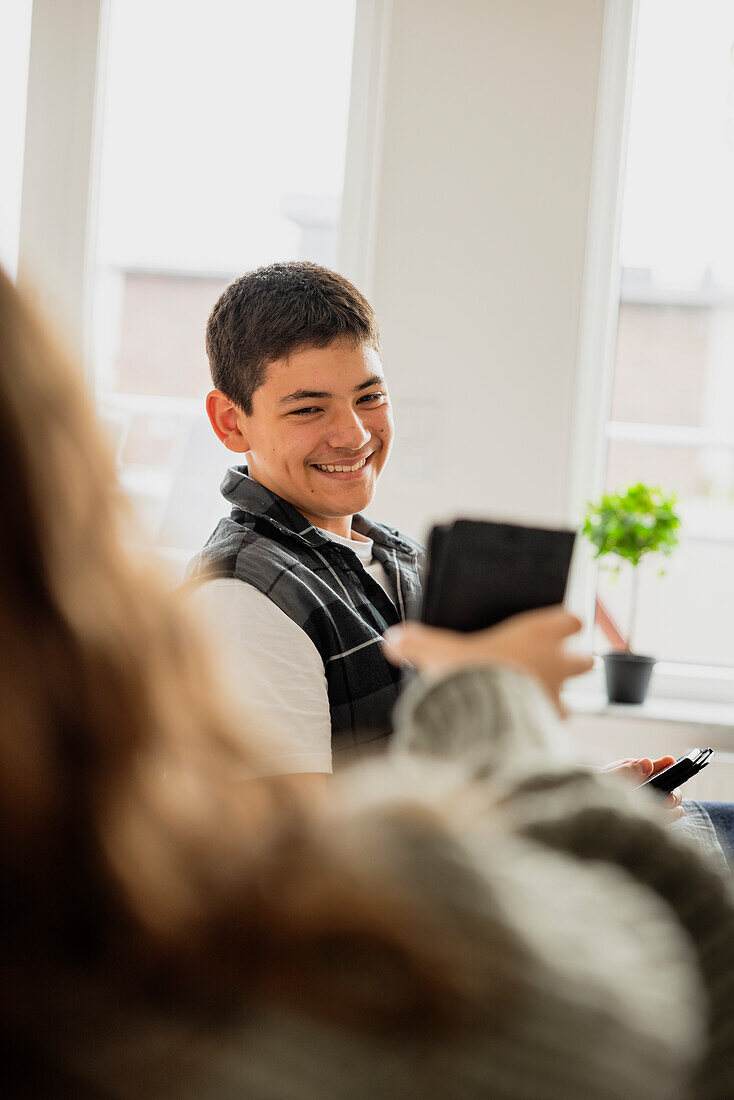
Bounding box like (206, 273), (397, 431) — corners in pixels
(188, 527), (395, 776)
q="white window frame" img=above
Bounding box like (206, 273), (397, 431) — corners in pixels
(338, 0), (393, 297)
(17, 0), (108, 375)
(566, 0), (638, 645)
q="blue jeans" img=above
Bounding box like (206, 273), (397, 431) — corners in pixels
(699, 802), (734, 870)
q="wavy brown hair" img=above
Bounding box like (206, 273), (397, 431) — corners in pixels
(0, 270), (516, 1076)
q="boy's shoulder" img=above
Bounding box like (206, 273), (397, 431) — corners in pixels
(184, 513), (290, 587)
(353, 515), (424, 558)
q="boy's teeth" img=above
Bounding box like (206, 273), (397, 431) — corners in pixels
(315, 458), (367, 473)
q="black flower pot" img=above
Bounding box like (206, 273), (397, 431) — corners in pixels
(603, 652), (656, 705)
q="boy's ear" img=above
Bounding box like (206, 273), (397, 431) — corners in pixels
(206, 390), (250, 452)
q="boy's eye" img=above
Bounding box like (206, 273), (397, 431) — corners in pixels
(287, 392), (386, 416)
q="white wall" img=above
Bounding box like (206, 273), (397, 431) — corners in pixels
(361, 0), (608, 543)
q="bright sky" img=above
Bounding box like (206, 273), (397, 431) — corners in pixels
(96, 0), (356, 273)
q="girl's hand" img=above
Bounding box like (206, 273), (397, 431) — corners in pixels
(603, 757), (685, 820)
(384, 606), (594, 715)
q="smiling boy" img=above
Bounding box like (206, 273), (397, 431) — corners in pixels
(186, 262), (423, 776)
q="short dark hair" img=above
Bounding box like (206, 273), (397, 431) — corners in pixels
(205, 261), (381, 414)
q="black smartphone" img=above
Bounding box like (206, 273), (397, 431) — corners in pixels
(420, 518), (576, 632)
(643, 747), (714, 794)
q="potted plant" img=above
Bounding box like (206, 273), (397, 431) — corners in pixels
(581, 482), (681, 704)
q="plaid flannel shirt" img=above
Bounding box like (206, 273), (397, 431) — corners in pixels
(186, 467), (424, 760)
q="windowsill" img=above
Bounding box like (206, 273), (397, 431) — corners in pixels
(564, 689), (734, 730)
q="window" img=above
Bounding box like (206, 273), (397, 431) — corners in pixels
(597, 0), (734, 673)
(93, 0), (357, 568)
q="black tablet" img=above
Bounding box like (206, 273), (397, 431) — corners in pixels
(420, 518), (576, 632)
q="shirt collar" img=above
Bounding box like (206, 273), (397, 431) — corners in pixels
(220, 465), (418, 556)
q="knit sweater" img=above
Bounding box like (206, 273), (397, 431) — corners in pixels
(42, 668), (734, 1098)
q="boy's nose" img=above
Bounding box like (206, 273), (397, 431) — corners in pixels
(326, 409), (371, 449)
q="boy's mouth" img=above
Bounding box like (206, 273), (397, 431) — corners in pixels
(310, 453), (374, 479)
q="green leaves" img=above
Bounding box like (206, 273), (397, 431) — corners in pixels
(581, 483), (681, 568)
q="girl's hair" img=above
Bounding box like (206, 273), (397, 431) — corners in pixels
(0, 269), (512, 1058)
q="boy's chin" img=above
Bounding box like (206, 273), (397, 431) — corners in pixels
(319, 486), (375, 514)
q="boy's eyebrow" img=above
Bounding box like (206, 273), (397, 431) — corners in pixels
(278, 375), (386, 405)
(355, 373), (386, 391)
(278, 389), (331, 405)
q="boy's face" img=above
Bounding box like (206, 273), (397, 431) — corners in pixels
(213, 338), (394, 536)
